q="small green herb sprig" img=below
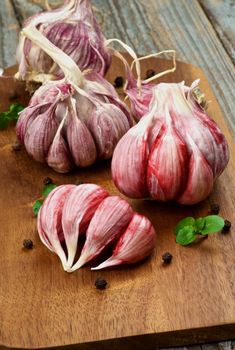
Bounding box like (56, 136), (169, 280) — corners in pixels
(33, 182), (57, 216)
(0, 103), (24, 129)
(174, 215), (225, 246)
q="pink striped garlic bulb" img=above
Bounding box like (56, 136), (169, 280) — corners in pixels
(16, 26), (132, 173)
(112, 82), (229, 205)
(37, 184), (156, 271)
(16, 0), (111, 84)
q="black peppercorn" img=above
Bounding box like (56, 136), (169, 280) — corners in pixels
(23, 239), (33, 249)
(210, 203), (220, 215)
(162, 252), (173, 264)
(12, 141), (22, 151)
(95, 278), (107, 290)
(222, 220), (231, 233)
(145, 69), (156, 79)
(43, 177), (53, 185)
(114, 76), (124, 88)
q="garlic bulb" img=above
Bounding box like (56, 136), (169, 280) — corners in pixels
(16, 0), (111, 83)
(112, 82), (229, 205)
(16, 26), (132, 172)
(37, 184), (156, 271)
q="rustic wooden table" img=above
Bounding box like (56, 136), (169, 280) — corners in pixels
(0, 1), (234, 350)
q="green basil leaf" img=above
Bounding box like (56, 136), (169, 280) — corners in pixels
(0, 103), (24, 130)
(0, 114), (9, 129)
(42, 183), (57, 197)
(8, 103), (24, 120)
(176, 226), (196, 246)
(195, 217), (206, 232)
(33, 199), (43, 216)
(200, 215), (225, 235)
(174, 217), (195, 235)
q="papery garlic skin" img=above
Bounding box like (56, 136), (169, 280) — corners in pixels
(112, 82), (229, 205)
(16, 0), (111, 83)
(92, 213), (156, 270)
(37, 184), (76, 270)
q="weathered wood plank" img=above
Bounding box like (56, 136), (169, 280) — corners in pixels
(96, 0), (235, 133)
(11, 0), (43, 25)
(0, 0), (20, 68)
(199, 0), (235, 63)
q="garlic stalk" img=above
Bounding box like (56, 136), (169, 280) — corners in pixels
(16, 0), (111, 83)
(112, 83), (229, 204)
(22, 25), (84, 87)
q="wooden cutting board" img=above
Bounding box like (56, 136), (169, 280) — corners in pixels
(0, 56), (234, 350)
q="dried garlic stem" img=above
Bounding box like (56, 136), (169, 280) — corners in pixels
(108, 48), (133, 92)
(105, 38), (142, 92)
(22, 25), (84, 87)
(131, 50), (176, 84)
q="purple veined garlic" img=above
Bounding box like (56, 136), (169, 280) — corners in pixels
(16, 0), (111, 84)
(112, 83), (229, 205)
(68, 196), (134, 271)
(61, 184), (109, 268)
(37, 184), (76, 270)
(91, 213), (156, 270)
(16, 26), (133, 172)
(111, 104), (157, 198)
(66, 97), (97, 167)
(47, 108), (74, 173)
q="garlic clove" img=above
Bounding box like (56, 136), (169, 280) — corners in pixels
(24, 105), (58, 163)
(62, 184), (109, 268)
(177, 145), (214, 205)
(105, 95), (134, 127)
(91, 213), (156, 270)
(111, 112), (155, 198)
(16, 103), (48, 144)
(147, 124), (189, 201)
(86, 103), (130, 159)
(69, 196), (134, 271)
(47, 112), (73, 173)
(37, 184), (76, 270)
(66, 98), (97, 167)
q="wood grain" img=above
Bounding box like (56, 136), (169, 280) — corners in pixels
(199, 0), (235, 63)
(0, 1), (20, 68)
(0, 57), (235, 350)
